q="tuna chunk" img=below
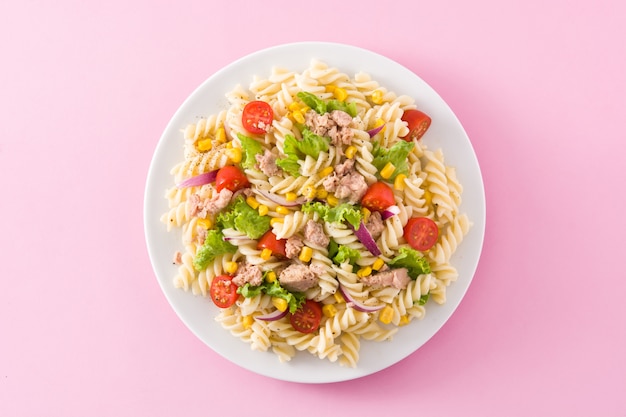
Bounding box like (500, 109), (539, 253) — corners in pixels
(332, 172), (368, 203)
(232, 263), (263, 287)
(304, 109), (354, 146)
(304, 220), (329, 247)
(255, 149), (282, 177)
(365, 211), (385, 240)
(279, 264), (319, 292)
(188, 188), (233, 218)
(360, 267), (411, 290)
(285, 235), (304, 259)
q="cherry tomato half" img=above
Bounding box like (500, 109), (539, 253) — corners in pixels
(404, 217), (439, 251)
(361, 182), (395, 212)
(242, 100), (274, 134)
(215, 166), (250, 193)
(210, 275), (239, 308)
(257, 230), (287, 258)
(400, 109), (431, 141)
(290, 299), (322, 334)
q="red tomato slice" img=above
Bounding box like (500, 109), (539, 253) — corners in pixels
(242, 100), (274, 134)
(257, 230), (287, 258)
(404, 217), (439, 251)
(361, 181), (395, 212)
(290, 299), (322, 334)
(215, 166), (250, 193)
(210, 275), (239, 308)
(400, 109), (431, 141)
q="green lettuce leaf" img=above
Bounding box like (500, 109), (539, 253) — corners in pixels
(387, 246), (431, 279)
(193, 229), (237, 271)
(237, 133), (264, 169)
(297, 91), (358, 117)
(302, 202), (362, 229)
(297, 91), (327, 114)
(332, 244), (361, 267)
(216, 195), (270, 239)
(276, 131), (329, 177)
(237, 278), (306, 313)
(372, 140), (414, 181)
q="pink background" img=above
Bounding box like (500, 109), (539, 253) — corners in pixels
(1, 0), (625, 416)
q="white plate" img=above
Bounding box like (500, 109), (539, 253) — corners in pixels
(144, 42), (485, 383)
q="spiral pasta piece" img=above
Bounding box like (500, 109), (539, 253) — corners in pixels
(161, 59), (472, 367)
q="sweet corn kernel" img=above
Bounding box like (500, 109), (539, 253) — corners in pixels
(394, 173), (407, 191)
(322, 304), (338, 318)
(334, 292), (345, 304)
(226, 147), (242, 164)
(292, 110), (305, 124)
(375, 118), (386, 132)
(316, 188), (328, 199)
(326, 195), (339, 206)
(303, 185), (317, 200)
(272, 297), (288, 312)
(371, 89), (384, 105)
(216, 127), (226, 143)
(258, 204), (269, 216)
(319, 166), (334, 177)
(276, 205), (290, 215)
(379, 162), (396, 179)
(225, 261), (238, 274)
(270, 217), (283, 225)
(361, 207), (371, 223)
(372, 258), (385, 271)
(399, 315), (410, 326)
(242, 315), (254, 330)
(196, 218), (212, 229)
(423, 189), (433, 205)
(196, 138), (212, 152)
(357, 266), (372, 277)
(379, 305), (394, 324)
(285, 192), (298, 202)
(344, 145), (357, 159)
(325, 84), (336, 93)
(225, 141), (233, 149)
(333, 87), (348, 102)
(265, 271), (277, 283)
(246, 196), (260, 209)
(260, 248), (273, 260)
(299, 246), (313, 262)
(288, 101), (301, 112)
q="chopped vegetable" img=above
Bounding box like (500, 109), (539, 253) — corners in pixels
(238, 279), (305, 313)
(302, 202), (362, 229)
(176, 170), (218, 188)
(290, 299), (323, 334)
(350, 220), (381, 256)
(387, 247), (431, 279)
(400, 109), (431, 141)
(193, 230), (237, 271)
(372, 140), (414, 182)
(215, 166), (250, 192)
(404, 217), (439, 251)
(296, 91), (358, 117)
(216, 195), (270, 239)
(209, 275), (239, 308)
(242, 100), (273, 134)
(237, 133), (264, 169)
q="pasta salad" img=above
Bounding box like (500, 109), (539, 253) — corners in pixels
(161, 60), (471, 367)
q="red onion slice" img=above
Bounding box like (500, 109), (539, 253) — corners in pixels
(177, 170), (218, 188)
(350, 221), (381, 256)
(381, 205), (400, 220)
(338, 285), (385, 313)
(367, 124), (385, 138)
(256, 309), (288, 321)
